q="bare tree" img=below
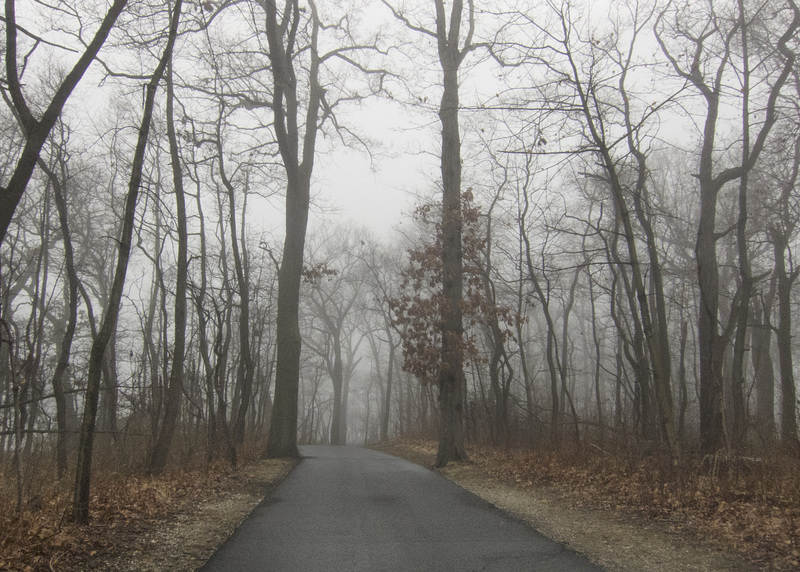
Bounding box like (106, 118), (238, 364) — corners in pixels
(71, 0), (182, 523)
(655, 0), (799, 455)
(0, 0), (129, 244)
(361, 239), (404, 443)
(260, 0), (324, 458)
(303, 226), (368, 444)
(37, 124), (80, 478)
(214, 115), (255, 448)
(769, 135), (800, 447)
(262, 0), (388, 458)
(148, 57), (190, 475)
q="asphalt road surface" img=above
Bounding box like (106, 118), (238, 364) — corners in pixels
(200, 445), (605, 571)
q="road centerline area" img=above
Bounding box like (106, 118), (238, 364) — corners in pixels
(200, 446), (604, 572)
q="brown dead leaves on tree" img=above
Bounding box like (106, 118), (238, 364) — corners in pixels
(389, 190), (521, 386)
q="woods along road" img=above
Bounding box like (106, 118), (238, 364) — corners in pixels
(199, 446), (604, 571)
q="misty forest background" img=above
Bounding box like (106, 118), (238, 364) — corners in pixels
(2, 0), (800, 533)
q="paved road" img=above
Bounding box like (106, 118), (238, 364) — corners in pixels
(200, 446), (604, 571)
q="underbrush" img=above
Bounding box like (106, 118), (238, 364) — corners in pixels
(397, 437), (800, 570)
(0, 444), (265, 572)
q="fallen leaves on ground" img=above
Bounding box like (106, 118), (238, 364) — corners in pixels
(435, 439), (798, 571)
(0, 460), (244, 571)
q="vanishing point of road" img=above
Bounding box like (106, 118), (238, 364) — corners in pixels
(200, 445), (605, 571)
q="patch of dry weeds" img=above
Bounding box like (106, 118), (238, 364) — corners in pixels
(0, 458), (297, 572)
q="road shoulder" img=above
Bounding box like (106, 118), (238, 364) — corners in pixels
(370, 442), (753, 572)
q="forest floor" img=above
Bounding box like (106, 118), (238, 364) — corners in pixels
(0, 456), (297, 572)
(2, 439), (797, 571)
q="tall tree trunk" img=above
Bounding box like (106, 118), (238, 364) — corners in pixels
(481, 197), (510, 445)
(750, 290), (776, 447)
(40, 143), (79, 478)
(773, 231), (798, 449)
(149, 60), (189, 475)
(141, 185), (167, 436)
(218, 148), (253, 446)
(340, 355), (352, 445)
(189, 161), (219, 462)
(517, 284), (536, 440)
(264, 0), (322, 459)
(520, 214), (561, 444)
(587, 269), (604, 446)
(730, 0), (752, 451)
(560, 266), (581, 445)
(329, 329), (344, 445)
(99, 339), (118, 436)
(381, 325), (396, 443)
(19, 199), (49, 467)
(677, 317), (689, 442)
(696, 195), (725, 456)
(1, 319), (24, 512)
(70, 0), (182, 523)
(213, 286), (237, 466)
(432, 0), (471, 468)
(602, 212), (655, 441)
(770, 67), (800, 451)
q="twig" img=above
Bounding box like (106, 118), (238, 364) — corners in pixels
(0, 16), (79, 53)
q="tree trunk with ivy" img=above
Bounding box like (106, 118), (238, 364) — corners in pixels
(433, 0), (470, 467)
